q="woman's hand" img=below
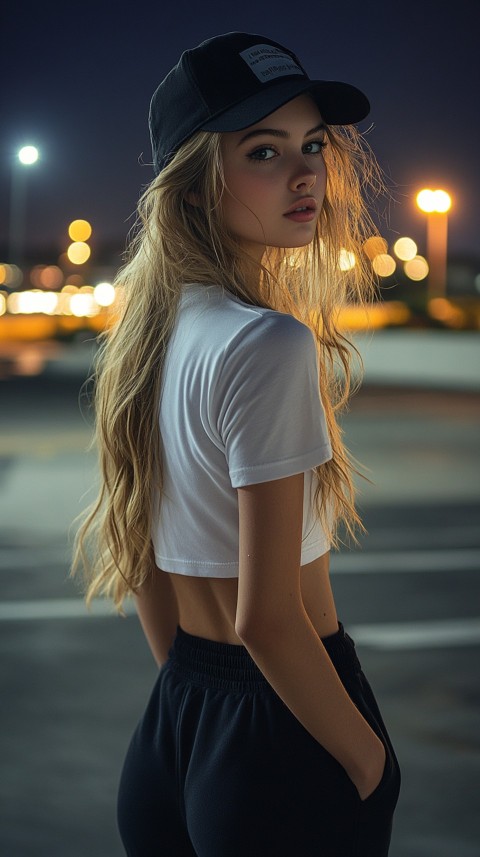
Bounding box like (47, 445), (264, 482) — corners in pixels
(350, 735), (386, 801)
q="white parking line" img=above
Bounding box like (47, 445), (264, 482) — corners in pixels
(331, 548), (480, 574)
(0, 598), (135, 620)
(0, 599), (479, 649)
(349, 618), (480, 649)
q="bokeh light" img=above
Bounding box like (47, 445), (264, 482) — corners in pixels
(94, 282), (115, 306)
(393, 237), (417, 261)
(0, 264), (23, 287)
(363, 236), (388, 260)
(372, 254), (396, 277)
(0, 294), (6, 316)
(416, 189), (435, 212)
(65, 274), (84, 287)
(433, 190), (452, 213)
(41, 265), (63, 289)
(30, 266), (45, 288)
(416, 188), (452, 213)
(70, 292), (96, 317)
(7, 290), (56, 314)
(30, 265), (64, 289)
(18, 146), (39, 165)
(428, 298), (465, 327)
(339, 249), (356, 271)
(68, 219), (92, 241)
(404, 256), (429, 281)
(42, 293), (59, 314)
(67, 242), (91, 265)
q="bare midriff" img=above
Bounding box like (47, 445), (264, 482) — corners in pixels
(161, 552), (338, 644)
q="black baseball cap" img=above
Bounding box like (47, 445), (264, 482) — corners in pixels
(149, 31), (370, 175)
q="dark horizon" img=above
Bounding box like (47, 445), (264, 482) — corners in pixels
(2, 0), (479, 262)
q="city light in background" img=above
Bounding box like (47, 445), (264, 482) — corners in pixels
(67, 242), (91, 264)
(0, 223), (459, 335)
(8, 144), (40, 269)
(393, 237), (417, 261)
(404, 256), (429, 282)
(416, 188), (452, 300)
(68, 220), (92, 242)
(1, 169), (479, 341)
(416, 189), (452, 214)
(0, 211), (119, 338)
(18, 146), (39, 166)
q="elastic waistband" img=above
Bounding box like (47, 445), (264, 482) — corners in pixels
(167, 622), (362, 693)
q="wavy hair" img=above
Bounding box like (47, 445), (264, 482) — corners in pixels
(71, 121), (384, 611)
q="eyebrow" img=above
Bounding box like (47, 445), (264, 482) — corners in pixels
(237, 122), (327, 146)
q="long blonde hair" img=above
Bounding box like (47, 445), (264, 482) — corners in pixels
(71, 122), (384, 611)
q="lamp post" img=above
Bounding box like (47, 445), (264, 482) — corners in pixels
(416, 188), (452, 300)
(8, 145), (39, 272)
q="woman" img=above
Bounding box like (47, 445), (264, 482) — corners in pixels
(73, 31), (401, 856)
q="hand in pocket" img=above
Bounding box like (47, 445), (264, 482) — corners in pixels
(357, 739), (387, 802)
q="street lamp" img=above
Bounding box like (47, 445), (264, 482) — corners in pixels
(18, 145), (39, 166)
(416, 188), (452, 299)
(8, 145), (40, 272)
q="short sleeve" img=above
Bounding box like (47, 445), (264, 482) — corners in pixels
(214, 313), (332, 488)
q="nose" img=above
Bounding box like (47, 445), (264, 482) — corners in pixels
(289, 165), (317, 192)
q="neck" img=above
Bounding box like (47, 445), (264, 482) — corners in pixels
(234, 250), (264, 301)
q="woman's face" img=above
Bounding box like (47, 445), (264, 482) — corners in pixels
(220, 95), (327, 262)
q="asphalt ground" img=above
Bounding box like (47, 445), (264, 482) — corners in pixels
(0, 354), (479, 857)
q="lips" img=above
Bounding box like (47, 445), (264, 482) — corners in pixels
(283, 197), (317, 216)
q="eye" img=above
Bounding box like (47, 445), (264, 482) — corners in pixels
(247, 145), (278, 162)
(303, 139), (328, 154)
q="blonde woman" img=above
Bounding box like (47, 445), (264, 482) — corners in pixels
(73, 32), (401, 857)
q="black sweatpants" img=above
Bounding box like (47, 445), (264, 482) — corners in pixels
(117, 622), (401, 856)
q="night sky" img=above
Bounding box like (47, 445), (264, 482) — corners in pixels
(2, 0), (478, 265)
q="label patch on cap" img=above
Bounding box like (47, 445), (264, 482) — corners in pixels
(240, 44), (304, 83)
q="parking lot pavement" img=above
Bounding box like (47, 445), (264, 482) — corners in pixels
(0, 337), (479, 857)
(42, 328), (480, 391)
(352, 328), (480, 391)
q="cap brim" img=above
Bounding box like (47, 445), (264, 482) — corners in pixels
(201, 78), (370, 131)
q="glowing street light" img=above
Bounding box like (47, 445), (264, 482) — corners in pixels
(68, 219), (92, 242)
(404, 256), (429, 281)
(372, 254), (396, 277)
(8, 144), (41, 271)
(18, 145), (39, 166)
(393, 237), (417, 262)
(416, 188), (452, 298)
(417, 189), (451, 214)
(67, 241), (91, 265)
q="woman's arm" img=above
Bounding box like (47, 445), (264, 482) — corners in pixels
(133, 566), (179, 668)
(236, 473), (385, 800)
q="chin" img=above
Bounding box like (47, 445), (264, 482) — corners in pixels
(280, 237), (315, 250)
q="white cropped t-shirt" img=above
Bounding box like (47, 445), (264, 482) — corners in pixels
(152, 283), (333, 576)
